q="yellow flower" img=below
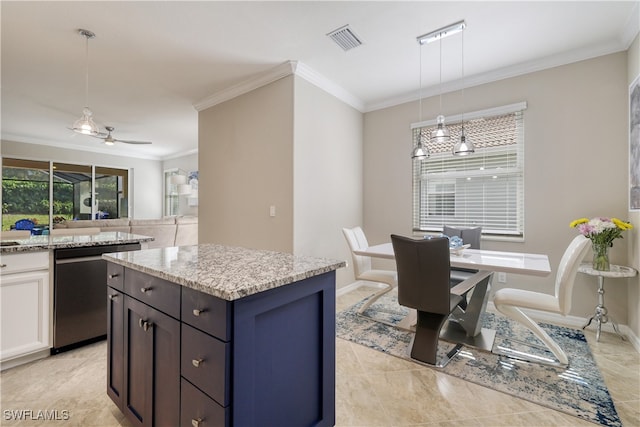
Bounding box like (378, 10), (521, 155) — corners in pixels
(569, 218), (589, 228)
(612, 218), (633, 230)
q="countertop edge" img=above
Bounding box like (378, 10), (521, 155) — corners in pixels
(103, 248), (346, 301)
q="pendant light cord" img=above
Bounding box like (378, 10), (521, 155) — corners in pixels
(438, 37), (443, 114)
(84, 34), (90, 108)
(460, 30), (465, 131)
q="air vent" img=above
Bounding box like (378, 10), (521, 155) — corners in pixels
(327, 25), (363, 51)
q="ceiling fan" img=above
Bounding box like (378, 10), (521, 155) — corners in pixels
(91, 126), (152, 145)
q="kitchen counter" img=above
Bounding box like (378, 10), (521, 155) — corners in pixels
(103, 243), (345, 300)
(0, 231), (154, 253)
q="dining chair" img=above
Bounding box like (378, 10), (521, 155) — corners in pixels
(492, 234), (590, 366)
(391, 234), (492, 367)
(443, 225), (482, 282)
(342, 227), (397, 317)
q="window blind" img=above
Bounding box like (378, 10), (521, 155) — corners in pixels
(412, 109), (525, 236)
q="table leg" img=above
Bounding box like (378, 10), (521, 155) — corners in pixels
(582, 276), (625, 342)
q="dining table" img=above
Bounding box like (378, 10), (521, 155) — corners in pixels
(353, 242), (551, 351)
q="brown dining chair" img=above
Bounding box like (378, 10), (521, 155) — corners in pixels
(391, 234), (491, 367)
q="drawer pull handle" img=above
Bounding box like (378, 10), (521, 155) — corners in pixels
(0, 264), (6, 268)
(192, 418), (203, 427)
(192, 308), (207, 317)
(108, 273), (119, 279)
(108, 294), (119, 300)
(192, 358), (204, 368)
(138, 319), (153, 332)
(140, 287), (152, 293)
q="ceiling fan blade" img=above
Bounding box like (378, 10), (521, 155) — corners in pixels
(114, 139), (152, 145)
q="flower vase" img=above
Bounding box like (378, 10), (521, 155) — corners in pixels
(592, 242), (610, 271)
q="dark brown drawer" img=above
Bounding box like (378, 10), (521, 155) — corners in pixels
(181, 324), (231, 407)
(182, 287), (231, 341)
(125, 268), (180, 318)
(106, 263), (125, 291)
(181, 378), (230, 427)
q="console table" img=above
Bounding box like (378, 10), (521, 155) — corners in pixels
(578, 263), (637, 342)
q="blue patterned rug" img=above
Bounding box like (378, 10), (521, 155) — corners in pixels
(336, 290), (621, 427)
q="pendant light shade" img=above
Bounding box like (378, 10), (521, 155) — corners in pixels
(72, 107), (99, 135)
(412, 138), (429, 160)
(453, 127), (475, 156)
(431, 115), (450, 144)
(72, 29), (99, 136)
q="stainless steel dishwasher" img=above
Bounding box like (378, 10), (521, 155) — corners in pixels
(52, 243), (141, 353)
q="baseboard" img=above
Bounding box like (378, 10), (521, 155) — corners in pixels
(486, 302), (640, 353)
(336, 280), (385, 297)
(1, 348), (50, 371)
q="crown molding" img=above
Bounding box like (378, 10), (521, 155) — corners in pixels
(621, 1), (640, 49)
(292, 62), (365, 111)
(193, 61), (297, 112)
(193, 60), (365, 113)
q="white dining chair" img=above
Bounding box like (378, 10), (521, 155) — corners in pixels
(492, 235), (590, 366)
(342, 226), (398, 316)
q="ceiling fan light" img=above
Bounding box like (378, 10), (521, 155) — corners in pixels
(72, 107), (99, 136)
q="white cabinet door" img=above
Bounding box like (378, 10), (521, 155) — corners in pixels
(1, 270), (50, 361)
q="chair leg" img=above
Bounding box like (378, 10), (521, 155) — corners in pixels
(495, 304), (569, 366)
(410, 310), (450, 366)
(357, 282), (395, 315)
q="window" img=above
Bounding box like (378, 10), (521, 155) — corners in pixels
(1, 158), (129, 231)
(412, 103), (525, 237)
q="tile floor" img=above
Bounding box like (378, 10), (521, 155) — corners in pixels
(1, 284), (638, 426)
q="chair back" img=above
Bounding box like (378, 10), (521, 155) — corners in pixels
(342, 227), (372, 278)
(555, 234), (590, 314)
(391, 235), (451, 314)
(443, 225), (482, 249)
(14, 219), (35, 231)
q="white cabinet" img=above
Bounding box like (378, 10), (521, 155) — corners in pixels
(0, 251), (51, 368)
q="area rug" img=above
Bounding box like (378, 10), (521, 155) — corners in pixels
(336, 290), (621, 427)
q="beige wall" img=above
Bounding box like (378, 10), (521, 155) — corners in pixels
(198, 74), (363, 287)
(293, 76), (363, 287)
(364, 52), (630, 321)
(198, 76), (295, 252)
(628, 33), (640, 337)
(0, 140), (163, 219)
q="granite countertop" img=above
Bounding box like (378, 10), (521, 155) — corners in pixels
(0, 232), (154, 253)
(103, 244), (346, 301)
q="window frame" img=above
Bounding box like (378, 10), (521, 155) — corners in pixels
(411, 102), (526, 238)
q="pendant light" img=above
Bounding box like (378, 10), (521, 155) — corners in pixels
(72, 29), (99, 136)
(412, 42), (429, 160)
(431, 36), (450, 144)
(453, 25), (475, 156)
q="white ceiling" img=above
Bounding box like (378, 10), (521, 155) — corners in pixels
(2, 1), (638, 160)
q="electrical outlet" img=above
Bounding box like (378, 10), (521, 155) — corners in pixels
(497, 272), (507, 283)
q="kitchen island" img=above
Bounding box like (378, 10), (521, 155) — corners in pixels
(0, 232), (154, 369)
(103, 244), (345, 427)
